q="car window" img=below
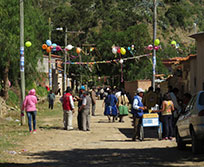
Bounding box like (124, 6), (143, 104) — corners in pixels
(185, 95), (196, 111)
(199, 92), (204, 105)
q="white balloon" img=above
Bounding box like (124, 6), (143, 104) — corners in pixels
(66, 44), (74, 50)
(112, 47), (117, 54)
(119, 59), (124, 64)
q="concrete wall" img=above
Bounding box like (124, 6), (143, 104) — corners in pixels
(196, 36), (204, 91)
(190, 58), (197, 95)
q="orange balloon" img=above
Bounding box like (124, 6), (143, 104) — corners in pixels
(46, 47), (51, 53)
(42, 44), (47, 50)
(76, 47), (81, 54)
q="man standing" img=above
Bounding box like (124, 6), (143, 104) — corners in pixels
(47, 90), (55, 110)
(131, 88), (147, 141)
(79, 91), (92, 131)
(62, 87), (75, 130)
(91, 86), (96, 116)
(76, 86), (85, 130)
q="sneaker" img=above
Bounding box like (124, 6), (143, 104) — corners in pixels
(29, 131), (32, 134)
(162, 137), (168, 140)
(33, 130), (37, 134)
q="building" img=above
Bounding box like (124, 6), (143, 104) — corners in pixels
(190, 32), (204, 92)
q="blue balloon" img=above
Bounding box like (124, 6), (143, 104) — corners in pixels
(128, 47), (131, 51)
(52, 43), (57, 47)
(46, 40), (52, 46)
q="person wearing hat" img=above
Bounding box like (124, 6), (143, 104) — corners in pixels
(79, 91), (92, 131)
(75, 85), (85, 130)
(62, 87), (75, 130)
(131, 88), (147, 141)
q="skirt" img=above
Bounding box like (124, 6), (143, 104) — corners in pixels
(104, 105), (118, 116)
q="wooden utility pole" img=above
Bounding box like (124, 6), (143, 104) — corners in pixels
(152, 0), (157, 91)
(20, 0), (25, 125)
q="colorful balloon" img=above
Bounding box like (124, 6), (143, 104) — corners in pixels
(117, 48), (121, 54)
(56, 46), (62, 51)
(120, 47), (126, 55)
(154, 39), (160, 46)
(42, 44), (47, 50)
(66, 44), (74, 50)
(46, 40), (52, 46)
(171, 40), (177, 46)
(46, 47), (51, 53)
(76, 47), (81, 54)
(112, 47), (117, 54)
(147, 44), (153, 51)
(127, 47), (131, 51)
(119, 59), (124, 64)
(154, 46), (159, 51)
(25, 41), (32, 47)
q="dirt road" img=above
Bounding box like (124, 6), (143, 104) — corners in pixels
(1, 100), (204, 167)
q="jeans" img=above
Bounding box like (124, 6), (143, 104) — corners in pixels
(132, 117), (142, 140)
(77, 111), (82, 130)
(162, 115), (173, 138)
(26, 111), (37, 132)
(63, 110), (73, 130)
(49, 100), (54, 109)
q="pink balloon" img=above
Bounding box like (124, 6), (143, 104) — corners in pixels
(56, 46), (62, 51)
(154, 46), (160, 51)
(147, 44), (153, 50)
(50, 46), (54, 49)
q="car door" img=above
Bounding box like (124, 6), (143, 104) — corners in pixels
(178, 95), (196, 138)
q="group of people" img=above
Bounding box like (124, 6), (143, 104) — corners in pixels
(21, 84), (191, 142)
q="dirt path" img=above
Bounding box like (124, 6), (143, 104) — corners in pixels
(1, 100), (204, 167)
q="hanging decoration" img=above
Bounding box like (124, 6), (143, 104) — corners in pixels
(65, 53), (151, 65)
(25, 41), (32, 47)
(120, 47), (126, 55)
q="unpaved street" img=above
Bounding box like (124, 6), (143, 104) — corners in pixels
(1, 100), (204, 167)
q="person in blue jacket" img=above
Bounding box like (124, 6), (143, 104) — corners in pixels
(131, 88), (147, 141)
(104, 88), (118, 122)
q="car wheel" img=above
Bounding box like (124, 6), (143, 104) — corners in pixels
(176, 129), (186, 150)
(192, 130), (202, 154)
(139, 125), (144, 141)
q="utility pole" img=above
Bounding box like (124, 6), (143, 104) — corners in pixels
(79, 53), (82, 85)
(20, 0), (25, 125)
(152, 0), (157, 91)
(48, 17), (52, 90)
(64, 27), (68, 92)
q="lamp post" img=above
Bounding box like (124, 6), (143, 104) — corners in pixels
(20, 0), (25, 125)
(152, 0), (157, 91)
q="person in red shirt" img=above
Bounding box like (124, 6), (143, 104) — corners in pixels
(62, 87), (75, 130)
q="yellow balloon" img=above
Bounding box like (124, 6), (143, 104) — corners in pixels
(154, 39), (160, 46)
(120, 47), (126, 55)
(25, 41), (32, 47)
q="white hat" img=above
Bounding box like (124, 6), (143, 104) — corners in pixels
(137, 88), (144, 93)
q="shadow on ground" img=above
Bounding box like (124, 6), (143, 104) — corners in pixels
(1, 147), (204, 167)
(118, 127), (160, 139)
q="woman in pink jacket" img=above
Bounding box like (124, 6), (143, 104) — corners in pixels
(22, 89), (37, 133)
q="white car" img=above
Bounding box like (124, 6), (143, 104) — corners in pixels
(176, 91), (204, 154)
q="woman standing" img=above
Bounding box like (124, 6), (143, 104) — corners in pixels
(117, 90), (129, 122)
(21, 89), (38, 134)
(154, 93), (174, 140)
(104, 89), (118, 122)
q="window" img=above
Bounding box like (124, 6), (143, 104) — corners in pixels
(199, 92), (204, 105)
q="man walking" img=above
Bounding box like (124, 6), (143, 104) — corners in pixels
(62, 87), (75, 130)
(47, 90), (55, 110)
(91, 86), (96, 116)
(79, 91), (92, 131)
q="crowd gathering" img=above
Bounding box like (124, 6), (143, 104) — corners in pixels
(21, 84), (192, 141)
